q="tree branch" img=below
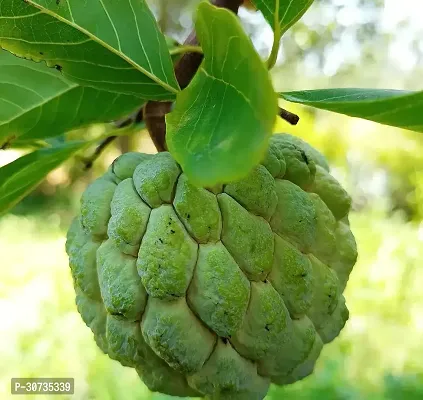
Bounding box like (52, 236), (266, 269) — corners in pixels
(83, 109), (143, 169)
(143, 101), (172, 152)
(214, 0), (244, 12)
(82, 136), (118, 170)
(144, 0), (244, 152)
(279, 107), (300, 126)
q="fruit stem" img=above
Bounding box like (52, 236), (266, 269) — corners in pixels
(266, 0), (281, 70)
(144, 0), (243, 153)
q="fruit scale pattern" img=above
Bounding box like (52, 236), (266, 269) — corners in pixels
(66, 133), (357, 399)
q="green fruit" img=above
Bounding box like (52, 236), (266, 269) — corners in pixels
(66, 133), (357, 399)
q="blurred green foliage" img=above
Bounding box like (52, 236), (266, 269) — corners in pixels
(1, 207), (423, 399)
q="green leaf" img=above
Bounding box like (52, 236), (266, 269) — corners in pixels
(0, 50), (144, 146)
(0, 141), (87, 215)
(280, 88), (423, 133)
(252, 0), (314, 34)
(8, 120), (146, 149)
(0, 0), (179, 99)
(166, 3), (278, 186)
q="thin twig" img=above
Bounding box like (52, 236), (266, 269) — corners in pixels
(279, 107), (300, 125)
(114, 108), (143, 129)
(83, 136), (118, 170)
(83, 108), (144, 170)
(266, 0), (281, 69)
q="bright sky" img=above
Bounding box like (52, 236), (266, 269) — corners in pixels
(241, 0), (423, 75)
(382, 0), (421, 30)
(382, 0), (422, 71)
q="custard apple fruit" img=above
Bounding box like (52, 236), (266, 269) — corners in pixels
(66, 133), (357, 399)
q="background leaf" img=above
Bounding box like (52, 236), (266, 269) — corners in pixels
(0, 0), (179, 99)
(280, 88), (423, 133)
(0, 50), (143, 146)
(0, 141), (87, 215)
(252, 0), (314, 34)
(166, 2), (278, 186)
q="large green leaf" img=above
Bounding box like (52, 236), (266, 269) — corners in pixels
(8, 119), (146, 150)
(166, 3), (278, 186)
(252, 0), (314, 34)
(280, 88), (423, 132)
(0, 0), (179, 99)
(0, 50), (144, 146)
(0, 141), (87, 215)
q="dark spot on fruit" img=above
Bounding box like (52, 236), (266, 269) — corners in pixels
(158, 238), (163, 244)
(111, 158), (118, 175)
(56, 0), (61, 4)
(222, 338), (228, 344)
(301, 273), (307, 278)
(54, 64), (62, 71)
(170, 229), (175, 234)
(265, 325), (270, 332)
(111, 312), (125, 318)
(39, 52), (44, 55)
(186, 214), (190, 219)
(300, 150), (309, 165)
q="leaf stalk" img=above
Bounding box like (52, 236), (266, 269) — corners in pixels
(266, 0), (281, 70)
(169, 45), (204, 56)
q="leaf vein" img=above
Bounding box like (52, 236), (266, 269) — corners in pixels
(25, 0), (178, 94)
(0, 37), (92, 46)
(128, 0), (153, 73)
(97, 0), (122, 51)
(0, 86), (77, 126)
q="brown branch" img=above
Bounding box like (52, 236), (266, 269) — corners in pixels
(279, 107), (300, 125)
(144, 0), (244, 152)
(83, 136), (118, 170)
(143, 101), (172, 152)
(83, 109), (144, 170)
(214, 0), (244, 12)
(114, 108), (143, 128)
(174, 30), (204, 90)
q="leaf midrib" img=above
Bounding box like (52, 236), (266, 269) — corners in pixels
(26, 0), (180, 95)
(282, 89), (422, 106)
